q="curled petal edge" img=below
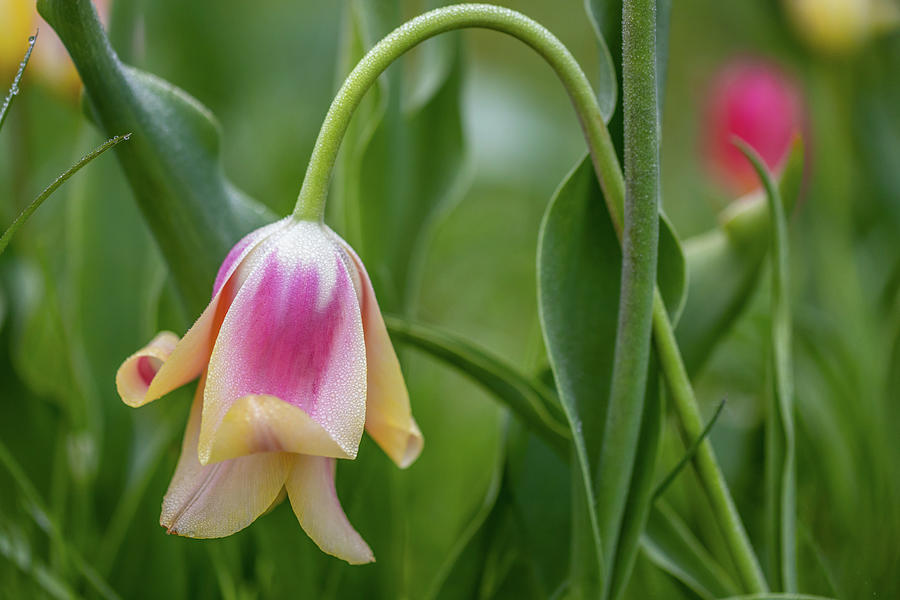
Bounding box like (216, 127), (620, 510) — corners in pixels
(116, 331), (179, 407)
(116, 218), (291, 408)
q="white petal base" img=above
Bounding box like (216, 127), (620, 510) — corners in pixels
(161, 390), (291, 538)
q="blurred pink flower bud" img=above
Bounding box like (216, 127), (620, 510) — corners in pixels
(703, 59), (805, 196)
(117, 217), (423, 564)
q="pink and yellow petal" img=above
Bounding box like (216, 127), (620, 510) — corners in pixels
(160, 378), (291, 538)
(212, 217), (290, 297)
(202, 222), (367, 462)
(116, 331), (179, 407)
(117, 219), (289, 408)
(285, 455), (374, 565)
(335, 233), (423, 468)
(201, 394), (353, 465)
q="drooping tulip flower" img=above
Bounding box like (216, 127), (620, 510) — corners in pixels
(116, 217), (423, 564)
(703, 58), (805, 196)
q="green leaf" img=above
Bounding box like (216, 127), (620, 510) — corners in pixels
(502, 425), (573, 594)
(346, 23), (466, 312)
(584, 0), (672, 155)
(658, 212), (687, 323)
(427, 426), (509, 599)
(384, 315), (568, 452)
(676, 139), (804, 376)
(433, 411), (573, 599)
(37, 0), (275, 315)
(605, 361), (663, 600)
(5, 260), (79, 411)
(538, 157), (617, 597)
(642, 502), (740, 600)
(330, 0), (409, 238)
(582, 0), (618, 123)
(539, 156), (685, 460)
(537, 156), (686, 597)
(330, 1), (390, 239)
(0, 519), (79, 600)
(0, 32), (36, 134)
(734, 139), (797, 592)
(0, 440), (120, 600)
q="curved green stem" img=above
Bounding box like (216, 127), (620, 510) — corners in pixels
(292, 3), (622, 223)
(295, 2), (766, 593)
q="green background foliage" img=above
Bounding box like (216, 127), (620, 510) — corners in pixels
(0, 0), (898, 598)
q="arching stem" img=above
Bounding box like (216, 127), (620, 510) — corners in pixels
(292, 4), (621, 225)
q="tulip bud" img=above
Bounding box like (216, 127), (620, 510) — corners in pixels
(703, 59), (804, 196)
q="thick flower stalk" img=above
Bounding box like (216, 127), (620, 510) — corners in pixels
(116, 216), (422, 564)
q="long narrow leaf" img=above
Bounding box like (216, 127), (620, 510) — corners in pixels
(735, 137), (798, 592)
(582, 0), (618, 122)
(642, 501), (740, 600)
(0, 134), (130, 256)
(652, 398), (726, 501)
(0, 31), (36, 133)
(384, 314), (569, 452)
(0, 522), (78, 600)
(0, 441), (121, 600)
(538, 155), (685, 598)
(606, 362), (663, 600)
(677, 140), (804, 377)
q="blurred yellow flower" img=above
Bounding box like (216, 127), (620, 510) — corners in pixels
(0, 0), (109, 97)
(784, 0), (900, 55)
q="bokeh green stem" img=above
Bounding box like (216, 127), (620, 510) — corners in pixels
(293, 2), (766, 592)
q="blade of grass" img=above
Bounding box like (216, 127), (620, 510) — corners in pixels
(0, 440), (121, 600)
(642, 501), (740, 600)
(0, 31), (37, 133)
(0, 521), (78, 600)
(95, 416), (181, 577)
(0, 134), (130, 256)
(652, 398), (726, 501)
(734, 138), (798, 592)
